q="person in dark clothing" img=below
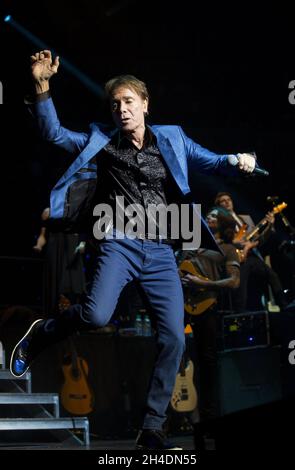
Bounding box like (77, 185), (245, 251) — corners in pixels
(180, 209), (240, 425)
(214, 191), (286, 312)
(10, 50), (256, 450)
(33, 207), (86, 316)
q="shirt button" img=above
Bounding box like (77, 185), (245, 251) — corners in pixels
(137, 153), (144, 163)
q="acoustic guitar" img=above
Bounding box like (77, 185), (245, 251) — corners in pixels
(170, 356), (198, 413)
(61, 337), (94, 415)
(179, 259), (217, 315)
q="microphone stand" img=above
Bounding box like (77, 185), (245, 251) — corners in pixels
(278, 212), (295, 238)
(269, 198), (295, 301)
(268, 197), (295, 238)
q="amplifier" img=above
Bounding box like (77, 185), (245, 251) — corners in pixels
(218, 310), (270, 351)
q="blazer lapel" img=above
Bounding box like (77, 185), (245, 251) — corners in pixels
(55, 127), (111, 188)
(154, 132), (190, 195)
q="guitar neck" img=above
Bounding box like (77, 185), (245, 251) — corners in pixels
(245, 218), (268, 241)
(68, 337), (79, 372)
(246, 202), (287, 241)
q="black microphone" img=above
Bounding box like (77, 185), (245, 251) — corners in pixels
(227, 155), (269, 176)
(267, 196), (279, 202)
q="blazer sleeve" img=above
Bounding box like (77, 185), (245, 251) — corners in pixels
(27, 96), (89, 154)
(178, 127), (238, 176)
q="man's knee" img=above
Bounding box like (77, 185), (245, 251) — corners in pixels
(163, 331), (185, 353)
(81, 304), (111, 329)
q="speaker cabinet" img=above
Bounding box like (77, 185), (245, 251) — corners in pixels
(217, 346), (282, 415)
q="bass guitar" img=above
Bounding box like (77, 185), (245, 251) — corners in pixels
(179, 259), (216, 315)
(170, 356), (198, 413)
(61, 337), (94, 415)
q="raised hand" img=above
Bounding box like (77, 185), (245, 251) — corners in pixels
(31, 50), (59, 83)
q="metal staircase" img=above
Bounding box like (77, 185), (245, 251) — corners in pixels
(0, 348), (90, 446)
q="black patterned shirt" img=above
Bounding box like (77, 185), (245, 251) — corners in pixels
(94, 129), (182, 239)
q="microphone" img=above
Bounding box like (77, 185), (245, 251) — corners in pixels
(267, 196), (279, 202)
(227, 155), (269, 176)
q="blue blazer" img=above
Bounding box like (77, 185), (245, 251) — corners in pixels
(31, 97), (237, 249)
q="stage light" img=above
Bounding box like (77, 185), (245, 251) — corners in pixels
(3, 17), (104, 97)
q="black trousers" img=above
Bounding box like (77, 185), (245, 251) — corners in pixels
(191, 307), (218, 423)
(233, 254), (283, 312)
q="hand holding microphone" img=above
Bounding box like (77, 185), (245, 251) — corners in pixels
(228, 152), (269, 176)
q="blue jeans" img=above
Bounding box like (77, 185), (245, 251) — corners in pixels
(40, 237), (185, 430)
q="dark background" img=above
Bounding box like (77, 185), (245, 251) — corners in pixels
(0, 0), (294, 263)
(1, 0), (295, 446)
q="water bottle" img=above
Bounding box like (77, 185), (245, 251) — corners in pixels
(134, 314), (143, 336)
(142, 314), (152, 337)
(0, 341), (5, 369)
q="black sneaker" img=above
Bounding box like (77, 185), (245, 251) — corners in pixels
(135, 429), (183, 450)
(10, 319), (44, 377)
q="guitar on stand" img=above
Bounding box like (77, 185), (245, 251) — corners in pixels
(61, 336), (94, 415)
(165, 352), (197, 436)
(170, 355), (198, 413)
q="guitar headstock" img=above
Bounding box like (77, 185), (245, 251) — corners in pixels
(273, 202), (287, 214)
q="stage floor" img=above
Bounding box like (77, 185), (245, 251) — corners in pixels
(0, 434), (196, 450)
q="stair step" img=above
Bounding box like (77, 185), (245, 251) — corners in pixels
(0, 369), (31, 380)
(0, 418), (89, 445)
(0, 393), (58, 405)
(0, 369), (32, 393)
(0, 393), (60, 417)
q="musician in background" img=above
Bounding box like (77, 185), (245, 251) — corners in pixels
(214, 191), (286, 311)
(33, 207), (87, 316)
(179, 208), (240, 444)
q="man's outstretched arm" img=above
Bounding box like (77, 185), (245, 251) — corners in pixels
(28, 50), (88, 153)
(178, 127), (256, 175)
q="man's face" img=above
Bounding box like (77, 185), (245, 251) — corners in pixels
(218, 195), (233, 212)
(206, 211), (218, 232)
(110, 86), (148, 132)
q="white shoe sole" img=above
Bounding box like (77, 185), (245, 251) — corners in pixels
(9, 319), (44, 378)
